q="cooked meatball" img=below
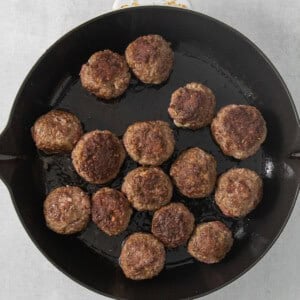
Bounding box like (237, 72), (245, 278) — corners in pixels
(72, 130), (126, 184)
(123, 121), (175, 166)
(151, 203), (195, 248)
(43, 186), (90, 234)
(119, 233), (166, 280)
(80, 50), (131, 100)
(211, 104), (267, 159)
(215, 168), (263, 218)
(170, 147), (217, 198)
(32, 110), (83, 153)
(125, 34), (174, 84)
(91, 188), (132, 236)
(122, 167), (172, 211)
(187, 221), (233, 264)
(168, 82), (216, 129)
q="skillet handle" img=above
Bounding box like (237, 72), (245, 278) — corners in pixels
(112, 0), (192, 10)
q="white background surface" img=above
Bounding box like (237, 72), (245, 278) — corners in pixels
(0, 1), (299, 299)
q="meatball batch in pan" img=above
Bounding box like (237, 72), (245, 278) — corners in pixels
(91, 188), (132, 236)
(188, 221), (233, 264)
(168, 82), (216, 129)
(32, 110), (83, 153)
(151, 202), (195, 248)
(72, 130), (126, 184)
(123, 120), (175, 166)
(80, 49), (131, 100)
(43, 186), (90, 235)
(215, 168), (263, 218)
(119, 233), (166, 280)
(170, 147), (217, 198)
(122, 166), (173, 211)
(211, 104), (267, 160)
(125, 34), (174, 84)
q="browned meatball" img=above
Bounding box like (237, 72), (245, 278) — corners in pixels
(151, 203), (195, 248)
(122, 167), (172, 211)
(125, 34), (174, 84)
(168, 82), (216, 129)
(32, 110), (83, 153)
(43, 186), (90, 234)
(119, 233), (166, 280)
(91, 188), (132, 236)
(170, 147), (217, 198)
(123, 121), (175, 166)
(215, 168), (263, 218)
(80, 50), (131, 100)
(187, 221), (233, 264)
(211, 104), (267, 159)
(72, 130), (126, 184)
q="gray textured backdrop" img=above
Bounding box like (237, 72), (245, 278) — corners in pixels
(0, 1), (299, 299)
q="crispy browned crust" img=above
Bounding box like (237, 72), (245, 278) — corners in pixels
(121, 167), (173, 211)
(91, 188), (132, 236)
(119, 232), (166, 280)
(215, 168), (263, 217)
(187, 221), (233, 264)
(123, 120), (175, 166)
(151, 203), (195, 248)
(43, 186), (90, 234)
(211, 104), (267, 159)
(71, 130), (126, 184)
(168, 82), (216, 129)
(80, 50), (131, 99)
(32, 110), (83, 153)
(125, 34), (174, 84)
(170, 147), (217, 198)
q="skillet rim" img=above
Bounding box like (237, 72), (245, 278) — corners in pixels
(0, 6), (299, 299)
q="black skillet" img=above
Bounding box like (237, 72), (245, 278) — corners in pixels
(0, 6), (299, 300)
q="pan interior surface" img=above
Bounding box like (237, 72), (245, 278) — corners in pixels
(42, 50), (262, 267)
(2, 7), (299, 300)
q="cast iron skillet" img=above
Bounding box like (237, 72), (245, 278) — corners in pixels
(0, 6), (299, 300)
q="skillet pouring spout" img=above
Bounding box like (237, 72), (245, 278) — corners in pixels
(290, 131), (300, 160)
(290, 152), (300, 158)
(0, 127), (27, 186)
(288, 126), (300, 180)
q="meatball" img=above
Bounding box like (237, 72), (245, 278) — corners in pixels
(43, 186), (90, 234)
(125, 34), (174, 84)
(187, 221), (233, 264)
(119, 233), (166, 280)
(72, 130), (126, 184)
(168, 82), (216, 129)
(170, 147), (217, 198)
(215, 168), (263, 218)
(211, 104), (267, 159)
(122, 167), (173, 211)
(80, 50), (131, 100)
(123, 121), (175, 166)
(32, 110), (83, 153)
(151, 203), (195, 248)
(91, 188), (132, 236)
